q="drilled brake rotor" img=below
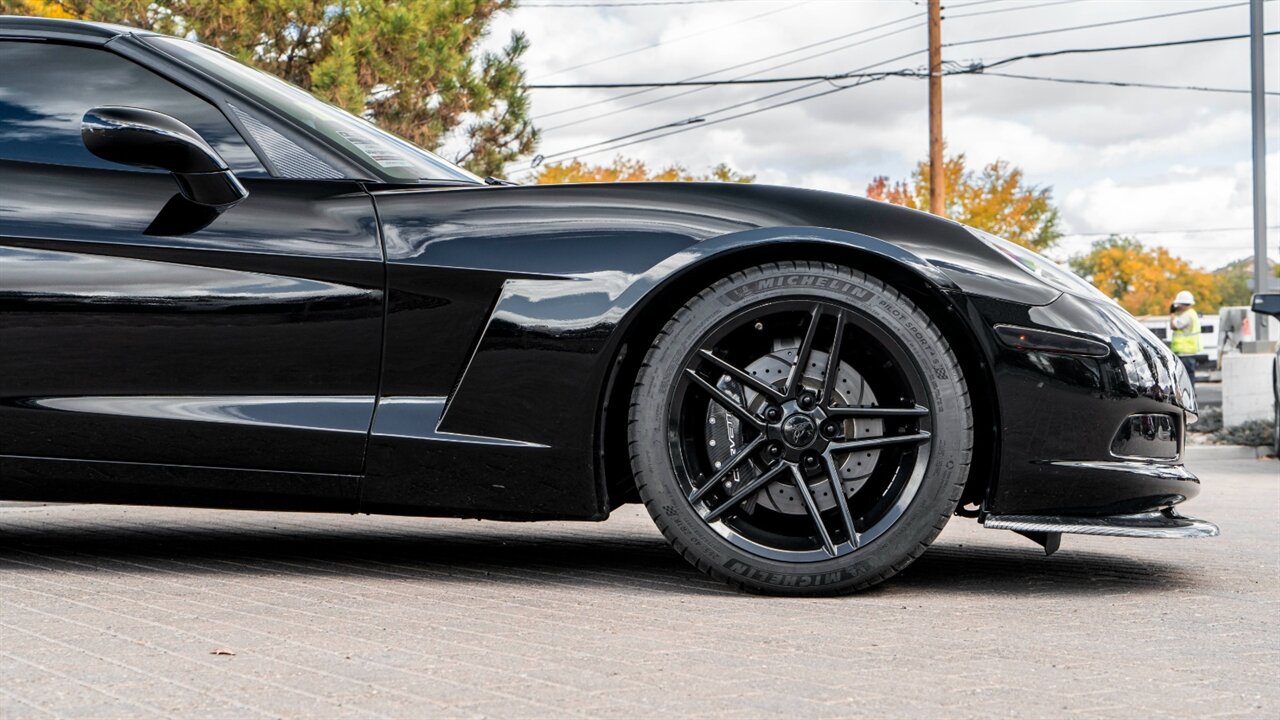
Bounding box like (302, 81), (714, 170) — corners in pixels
(704, 344), (882, 515)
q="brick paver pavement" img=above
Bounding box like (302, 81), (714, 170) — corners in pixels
(1, 446), (1276, 719)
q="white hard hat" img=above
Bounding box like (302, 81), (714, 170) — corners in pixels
(1174, 291), (1195, 305)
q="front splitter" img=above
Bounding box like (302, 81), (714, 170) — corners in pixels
(981, 509), (1219, 555)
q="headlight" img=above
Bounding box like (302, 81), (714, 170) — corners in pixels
(967, 227), (1111, 302)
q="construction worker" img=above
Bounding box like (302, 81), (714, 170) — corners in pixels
(1169, 290), (1201, 388)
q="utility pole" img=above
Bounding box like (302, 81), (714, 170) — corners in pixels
(1249, 0), (1270, 304)
(927, 0), (944, 216)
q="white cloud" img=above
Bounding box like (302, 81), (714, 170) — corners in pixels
(945, 116), (1077, 174)
(1059, 151), (1280, 268)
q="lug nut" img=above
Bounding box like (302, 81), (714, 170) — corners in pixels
(803, 452), (820, 467)
(799, 393), (816, 409)
(767, 443), (782, 457)
(765, 407), (781, 421)
(822, 421), (839, 438)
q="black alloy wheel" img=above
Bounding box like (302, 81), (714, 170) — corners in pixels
(629, 261), (973, 594)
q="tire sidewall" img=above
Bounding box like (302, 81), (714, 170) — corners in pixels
(633, 263), (970, 593)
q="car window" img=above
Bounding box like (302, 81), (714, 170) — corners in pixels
(0, 41), (266, 175)
(146, 36), (481, 184)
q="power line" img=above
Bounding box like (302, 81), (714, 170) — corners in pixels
(974, 71), (1279, 96)
(517, 60), (911, 171)
(944, 0), (1252, 48)
(533, 0), (1086, 124)
(944, 0), (1029, 8)
(528, 43), (931, 164)
(943, 0), (1085, 20)
(515, 31), (1278, 172)
(531, 1), (1260, 94)
(530, 66), (1279, 95)
(536, 11), (924, 123)
(1063, 226), (1280, 237)
(532, 71), (903, 88)
(978, 31), (1280, 72)
(529, 31), (1280, 89)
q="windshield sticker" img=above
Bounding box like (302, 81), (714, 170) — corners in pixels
(335, 129), (414, 168)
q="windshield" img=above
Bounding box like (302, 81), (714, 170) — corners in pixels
(145, 36), (481, 184)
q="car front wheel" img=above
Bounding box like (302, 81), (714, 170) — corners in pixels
(629, 261), (973, 594)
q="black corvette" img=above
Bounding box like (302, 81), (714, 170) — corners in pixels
(0, 17), (1217, 594)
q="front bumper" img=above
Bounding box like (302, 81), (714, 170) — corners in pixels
(974, 291), (1204, 516)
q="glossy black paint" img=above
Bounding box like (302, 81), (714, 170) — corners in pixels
(357, 182), (1196, 520)
(82, 106), (229, 174)
(0, 16), (1202, 526)
(0, 159), (383, 484)
(82, 106), (249, 207)
(972, 291), (1198, 514)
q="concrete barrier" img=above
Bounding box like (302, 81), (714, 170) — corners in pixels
(1221, 352), (1276, 427)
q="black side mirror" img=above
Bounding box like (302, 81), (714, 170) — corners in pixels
(81, 106), (247, 208)
(1252, 293), (1280, 318)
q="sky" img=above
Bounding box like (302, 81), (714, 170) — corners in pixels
(482, 0), (1279, 270)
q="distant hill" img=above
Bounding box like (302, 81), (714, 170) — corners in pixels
(1212, 256), (1277, 307)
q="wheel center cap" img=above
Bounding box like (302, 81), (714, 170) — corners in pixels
(781, 414), (817, 448)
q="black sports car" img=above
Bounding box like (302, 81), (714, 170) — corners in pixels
(0, 17), (1217, 595)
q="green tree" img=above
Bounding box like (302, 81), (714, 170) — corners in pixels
(3, 0), (537, 177)
(534, 156), (754, 184)
(867, 153), (1062, 251)
(1212, 258), (1256, 308)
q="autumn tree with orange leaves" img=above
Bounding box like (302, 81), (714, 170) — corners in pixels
(533, 157), (754, 184)
(867, 153), (1061, 251)
(1068, 236), (1221, 316)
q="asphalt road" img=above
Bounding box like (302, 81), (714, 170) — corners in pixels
(0, 445), (1275, 719)
(1196, 382), (1222, 408)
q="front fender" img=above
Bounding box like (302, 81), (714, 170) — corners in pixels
(636, 225), (962, 297)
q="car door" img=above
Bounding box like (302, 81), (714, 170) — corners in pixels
(0, 38), (384, 484)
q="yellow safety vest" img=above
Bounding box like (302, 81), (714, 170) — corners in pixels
(1170, 309), (1201, 355)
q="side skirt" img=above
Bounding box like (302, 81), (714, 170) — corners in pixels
(0, 454), (360, 513)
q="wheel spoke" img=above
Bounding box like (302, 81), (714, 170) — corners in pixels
(783, 304), (823, 397)
(703, 461), (789, 522)
(790, 465), (837, 557)
(820, 310), (846, 405)
(697, 349), (786, 404)
(684, 368), (766, 431)
(828, 431), (931, 454)
(825, 404), (930, 420)
(688, 435), (765, 504)
(821, 453), (860, 549)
